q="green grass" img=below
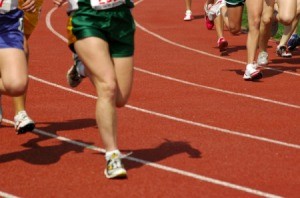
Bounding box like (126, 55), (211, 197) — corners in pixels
(241, 7), (300, 40)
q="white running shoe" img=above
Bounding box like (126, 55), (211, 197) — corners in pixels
(276, 46), (292, 58)
(184, 10), (193, 21)
(243, 63), (263, 81)
(104, 152), (127, 179)
(207, 0), (225, 21)
(14, 110), (35, 134)
(257, 51), (269, 66)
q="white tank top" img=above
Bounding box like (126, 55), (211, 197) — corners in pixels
(0, 0), (19, 14)
(67, 0), (127, 12)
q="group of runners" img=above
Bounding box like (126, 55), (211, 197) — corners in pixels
(184, 0), (300, 80)
(1, 0), (299, 180)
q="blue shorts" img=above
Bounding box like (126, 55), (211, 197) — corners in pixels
(0, 9), (24, 50)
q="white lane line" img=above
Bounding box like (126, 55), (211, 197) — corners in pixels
(46, 6), (300, 110)
(28, 74), (300, 150)
(0, 191), (20, 198)
(135, 67), (300, 109)
(2, 119), (283, 198)
(45, 6), (68, 43)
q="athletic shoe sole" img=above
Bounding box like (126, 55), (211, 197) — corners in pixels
(257, 62), (268, 66)
(184, 16), (194, 21)
(104, 169), (127, 179)
(243, 71), (263, 81)
(218, 40), (228, 56)
(277, 54), (292, 58)
(16, 123), (35, 135)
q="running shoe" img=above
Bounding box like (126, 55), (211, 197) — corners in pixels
(184, 10), (193, 21)
(104, 152), (127, 179)
(257, 51), (269, 66)
(276, 46), (292, 58)
(14, 110), (35, 134)
(204, 3), (214, 29)
(207, 0), (225, 21)
(217, 37), (228, 54)
(67, 54), (86, 88)
(243, 63), (263, 81)
(287, 33), (300, 51)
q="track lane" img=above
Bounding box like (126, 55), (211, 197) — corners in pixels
(1, 0), (299, 197)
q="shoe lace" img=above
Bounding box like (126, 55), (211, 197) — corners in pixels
(14, 111), (30, 129)
(247, 62), (258, 70)
(259, 51), (268, 58)
(15, 111), (28, 121)
(107, 152), (132, 171)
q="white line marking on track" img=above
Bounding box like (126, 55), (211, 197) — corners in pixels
(0, 191), (20, 198)
(2, 119), (284, 198)
(135, 68), (300, 109)
(29, 74), (300, 150)
(45, 6), (68, 43)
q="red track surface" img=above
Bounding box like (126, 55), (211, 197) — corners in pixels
(1, 0), (299, 197)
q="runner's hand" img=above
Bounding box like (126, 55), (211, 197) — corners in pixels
(53, 0), (67, 7)
(22, 0), (36, 13)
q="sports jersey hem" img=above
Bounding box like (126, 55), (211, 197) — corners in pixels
(75, 29), (107, 42)
(226, 0), (245, 7)
(226, 2), (244, 7)
(111, 52), (134, 58)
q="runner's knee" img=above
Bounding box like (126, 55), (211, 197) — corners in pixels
(116, 97), (129, 108)
(261, 15), (272, 26)
(278, 14), (294, 26)
(229, 24), (241, 35)
(4, 81), (27, 96)
(98, 81), (118, 101)
(249, 16), (261, 30)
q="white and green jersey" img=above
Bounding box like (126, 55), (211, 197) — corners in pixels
(68, 0), (134, 12)
(0, 0), (19, 14)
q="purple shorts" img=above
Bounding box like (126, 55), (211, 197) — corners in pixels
(0, 9), (24, 50)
